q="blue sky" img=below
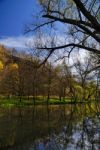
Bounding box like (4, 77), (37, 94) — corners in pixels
(0, 0), (69, 49)
(0, 0), (39, 36)
(0, 0), (87, 63)
(0, 0), (41, 48)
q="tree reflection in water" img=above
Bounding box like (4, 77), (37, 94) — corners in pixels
(0, 103), (99, 150)
(32, 104), (100, 150)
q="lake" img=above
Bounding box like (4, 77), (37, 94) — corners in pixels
(0, 103), (100, 150)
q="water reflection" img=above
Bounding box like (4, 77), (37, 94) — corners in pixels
(0, 103), (100, 150)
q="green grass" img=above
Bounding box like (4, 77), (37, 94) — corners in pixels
(0, 96), (99, 108)
(0, 99), (35, 108)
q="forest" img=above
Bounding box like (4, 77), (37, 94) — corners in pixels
(0, 44), (99, 105)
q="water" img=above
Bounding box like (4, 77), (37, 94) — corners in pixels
(0, 103), (100, 150)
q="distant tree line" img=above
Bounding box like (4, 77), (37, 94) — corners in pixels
(0, 45), (99, 102)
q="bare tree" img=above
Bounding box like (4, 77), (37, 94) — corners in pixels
(26, 0), (100, 70)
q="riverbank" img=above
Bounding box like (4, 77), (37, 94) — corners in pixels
(0, 97), (99, 108)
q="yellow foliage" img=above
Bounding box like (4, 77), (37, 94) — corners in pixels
(12, 63), (19, 69)
(9, 63), (19, 70)
(0, 61), (4, 70)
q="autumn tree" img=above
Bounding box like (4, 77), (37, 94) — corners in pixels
(0, 63), (19, 98)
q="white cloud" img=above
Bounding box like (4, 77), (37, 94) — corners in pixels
(0, 36), (34, 49)
(70, 49), (88, 64)
(0, 35), (88, 65)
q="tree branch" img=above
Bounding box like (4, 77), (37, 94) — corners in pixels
(73, 0), (100, 32)
(37, 43), (100, 54)
(43, 14), (93, 28)
(84, 64), (100, 74)
(38, 49), (55, 67)
(43, 14), (100, 42)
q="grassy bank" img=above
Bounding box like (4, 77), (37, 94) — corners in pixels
(0, 97), (99, 108)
